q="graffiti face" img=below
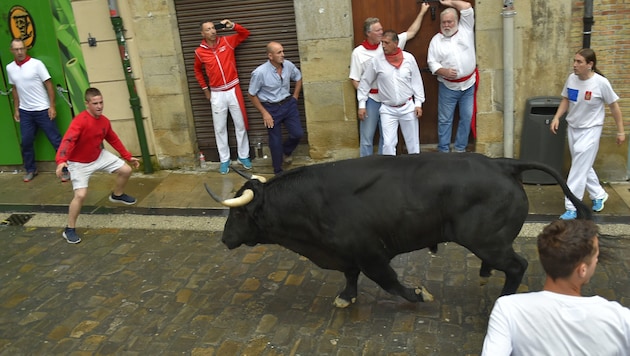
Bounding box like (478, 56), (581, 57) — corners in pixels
(9, 6), (36, 49)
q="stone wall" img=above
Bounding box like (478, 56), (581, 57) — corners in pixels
(71, 0), (628, 179)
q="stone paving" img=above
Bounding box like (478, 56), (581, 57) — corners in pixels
(1, 225), (628, 355)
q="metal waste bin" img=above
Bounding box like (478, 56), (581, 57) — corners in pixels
(519, 96), (567, 184)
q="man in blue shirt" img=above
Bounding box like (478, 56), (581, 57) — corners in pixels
(248, 41), (304, 175)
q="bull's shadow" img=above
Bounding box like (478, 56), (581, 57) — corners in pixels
(206, 153), (591, 308)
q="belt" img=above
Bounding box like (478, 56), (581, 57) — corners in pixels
(264, 96), (292, 106)
(385, 97), (412, 108)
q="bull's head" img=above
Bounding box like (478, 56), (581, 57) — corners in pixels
(205, 170), (267, 249)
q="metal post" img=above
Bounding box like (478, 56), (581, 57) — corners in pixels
(502, 1), (516, 158)
(108, 0), (153, 173)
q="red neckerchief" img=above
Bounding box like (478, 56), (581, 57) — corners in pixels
(361, 40), (379, 50)
(385, 48), (403, 68)
(15, 55), (31, 67)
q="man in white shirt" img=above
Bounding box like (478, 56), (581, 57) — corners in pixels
(428, 0), (477, 153)
(6, 39), (67, 182)
(349, 3), (429, 157)
(482, 219), (630, 356)
(357, 31), (425, 155)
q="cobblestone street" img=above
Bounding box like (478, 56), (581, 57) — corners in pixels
(1, 225), (628, 355)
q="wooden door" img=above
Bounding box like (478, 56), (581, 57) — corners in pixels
(351, 0), (475, 149)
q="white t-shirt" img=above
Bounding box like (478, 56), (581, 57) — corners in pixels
(349, 32), (408, 102)
(482, 291), (630, 356)
(562, 72), (619, 129)
(6, 57), (52, 111)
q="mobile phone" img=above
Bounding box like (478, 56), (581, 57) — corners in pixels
(214, 22), (226, 30)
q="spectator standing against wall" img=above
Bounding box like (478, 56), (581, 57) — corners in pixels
(6, 38), (69, 183)
(349, 3), (429, 157)
(357, 31), (425, 155)
(194, 19), (252, 175)
(427, 0), (477, 153)
(248, 41), (303, 175)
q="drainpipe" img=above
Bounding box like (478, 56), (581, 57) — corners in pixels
(582, 0), (594, 49)
(108, 0), (153, 173)
(502, 1), (516, 158)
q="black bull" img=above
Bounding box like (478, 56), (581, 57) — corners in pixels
(206, 153), (591, 308)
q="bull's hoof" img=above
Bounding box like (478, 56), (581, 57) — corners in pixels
(479, 276), (490, 286)
(333, 295), (356, 308)
(414, 286), (434, 302)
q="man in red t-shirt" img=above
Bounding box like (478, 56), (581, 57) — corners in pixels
(55, 87), (140, 244)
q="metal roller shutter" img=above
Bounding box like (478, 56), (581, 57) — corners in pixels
(174, 0), (307, 162)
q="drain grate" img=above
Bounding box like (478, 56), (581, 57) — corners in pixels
(1, 214), (34, 226)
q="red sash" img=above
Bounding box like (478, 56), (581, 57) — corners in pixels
(234, 84), (249, 129)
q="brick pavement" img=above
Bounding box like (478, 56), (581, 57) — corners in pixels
(1, 225), (628, 355)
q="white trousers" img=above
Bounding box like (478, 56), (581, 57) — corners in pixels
(379, 102), (420, 155)
(565, 125), (606, 210)
(210, 88), (249, 163)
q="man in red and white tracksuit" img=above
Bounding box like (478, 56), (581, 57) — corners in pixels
(194, 19), (251, 174)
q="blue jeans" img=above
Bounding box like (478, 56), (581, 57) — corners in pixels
(264, 98), (303, 174)
(359, 97), (383, 157)
(19, 109), (62, 172)
(437, 82), (474, 152)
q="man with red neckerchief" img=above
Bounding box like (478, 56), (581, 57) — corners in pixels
(194, 19), (252, 175)
(349, 4), (429, 157)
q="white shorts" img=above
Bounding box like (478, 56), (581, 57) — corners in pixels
(67, 150), (125, 190)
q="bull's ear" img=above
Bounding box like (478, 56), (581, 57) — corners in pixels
(232, 167), (267, 183)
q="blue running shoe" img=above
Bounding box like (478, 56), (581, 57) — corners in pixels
(592, 193), (608, 212)
(220, 161), (230, 175)
(63, 227), (81, 244)
(559, 210), (577, 220)
(238, 157), (252, 170)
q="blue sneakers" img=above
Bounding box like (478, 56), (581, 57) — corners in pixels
(238, 157), (252, 170)
(63, 227), (81, 244)
(592, 193), (608, 212)
(219, 161), (230, 175)
(559, 210), (577, 220)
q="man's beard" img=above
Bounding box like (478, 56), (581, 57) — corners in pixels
(441, 26), (458, 37)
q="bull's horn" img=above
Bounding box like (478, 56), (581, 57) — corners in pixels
(232, 167), (267, 183)
(221, 189), (254, 207)
(204, 183), (224, 203)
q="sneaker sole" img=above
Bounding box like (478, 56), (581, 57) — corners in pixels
(63, 232), (81, 244)
(108, 196), (137, 205)
(593, 194), (609, 212)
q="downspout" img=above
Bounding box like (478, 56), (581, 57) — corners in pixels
(502, 1), (516, 158)
(582, 0), (594, 49)
(107, 0), (153, 173)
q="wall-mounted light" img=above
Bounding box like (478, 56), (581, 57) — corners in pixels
(88, 33), (97, 47)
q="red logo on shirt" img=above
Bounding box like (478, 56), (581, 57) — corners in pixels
(584, 91), (592, 100)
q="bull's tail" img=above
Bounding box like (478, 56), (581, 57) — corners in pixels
(496, 158), (593, 220)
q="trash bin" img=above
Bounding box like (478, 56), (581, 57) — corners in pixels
(519, 96), (567, 184)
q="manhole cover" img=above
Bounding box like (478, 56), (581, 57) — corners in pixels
(1, 214), (34, 226)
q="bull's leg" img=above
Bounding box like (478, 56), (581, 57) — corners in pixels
(333, 269), (360, 308)
(473, 247), (528, 295)
(358, 258), (433, 303)
(497, 253), (528, 295)
(479, 261), (493, 277)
